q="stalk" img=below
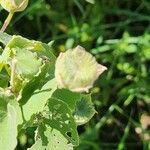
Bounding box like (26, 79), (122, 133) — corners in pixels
(0, 12), (14, 32)
(10, 58), (17, 92)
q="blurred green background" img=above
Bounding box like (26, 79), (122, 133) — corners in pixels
(0, 0), (150, 149)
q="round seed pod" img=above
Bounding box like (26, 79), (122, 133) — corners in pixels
(55, 45), (107, 92)
(0, 0), (28, 12)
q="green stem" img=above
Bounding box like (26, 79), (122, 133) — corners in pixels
(0, 12), (14, 32)
(10, 58), (17, 92)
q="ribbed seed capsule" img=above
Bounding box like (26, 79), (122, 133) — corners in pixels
(55, 45), (107, 92)
(0, 0), (28, 12)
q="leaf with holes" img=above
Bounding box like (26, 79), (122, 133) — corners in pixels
(52, 90), (96, 126)
(43, 98), (79, 146)
(22, 78), (57, 121)
(52, 89), (81, 110)
(28, 126), (73, 150)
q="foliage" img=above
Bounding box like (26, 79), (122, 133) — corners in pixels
(0, 0), (150, 150)
(0, 0), (107, 148)
(0, 30), (101, 149)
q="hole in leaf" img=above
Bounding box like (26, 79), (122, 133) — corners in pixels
(65, 120), (69, 124)
(66, 113), (70, 118)
(66, 131), (72, 138)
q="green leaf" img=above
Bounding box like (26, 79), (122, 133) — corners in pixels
(0, 56), (4, 71)
(15, 48), (42, 79)
(0, 104), (17, 150)
(0, 35), (56, 79)
(0, 91), (8, 121)
(9, 99), (23, 126)
(43, 98), (79, 146)
(0, 32), (12, 45)
(0, 89), (23, 125)
(73, 94), (96, 125)
(6, 35), (56, 77)
(0, 34), (56, 94)
(19, 63), (49, 105)
(0, 33), (12, 71)
(0, 70), (9, 88)
(22, 78), (57, 121)
(28, 139), (46, 150)
(6, 35), (55, 59)
(52, 89), (80, 110)
(28, 126), (73, 150)
(52, 90), (96, 126)
(5, 35), (46, 54)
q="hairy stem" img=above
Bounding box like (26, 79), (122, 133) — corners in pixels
(10, 58), (17, 92)
(0, 12), (14, 32)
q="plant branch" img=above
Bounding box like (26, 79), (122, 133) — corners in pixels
(0, 12), (14, 32)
